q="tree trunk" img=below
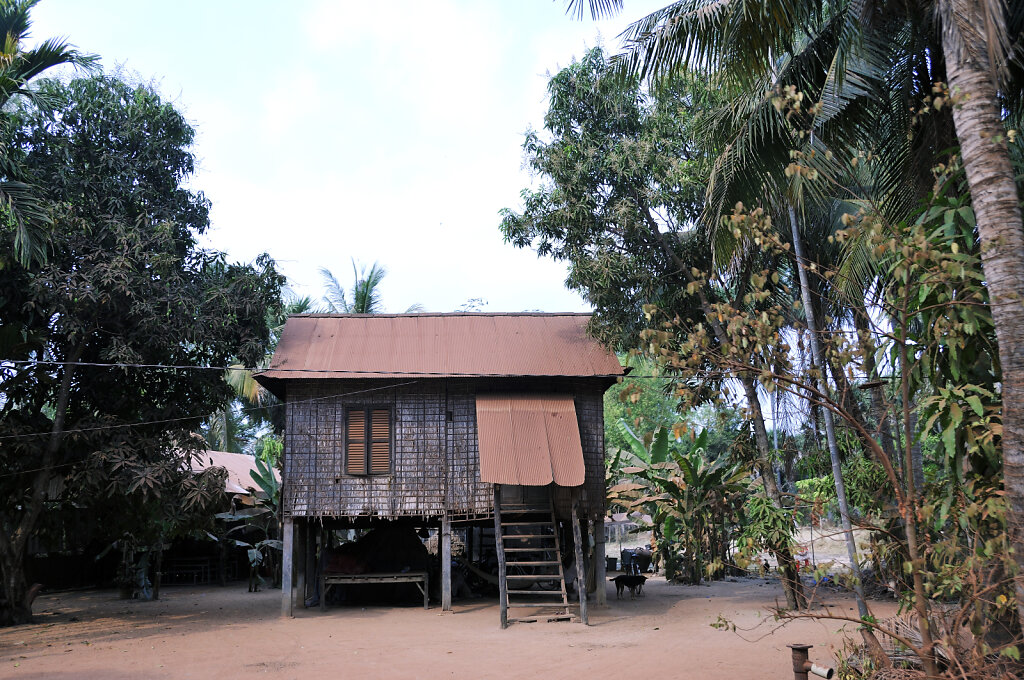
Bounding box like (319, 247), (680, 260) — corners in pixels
(740, 375), (806, 609)
(0, 548), (31, 626)
(852, 308), (901, 474)
(940, 1), (1024, 624)
(788, 205), (869, 618)
(647, 213), (806, 608)
(0, 343), (82, 626)
(908, 409), (925, 493)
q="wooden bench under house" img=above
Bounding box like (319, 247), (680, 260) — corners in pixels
(255, 312), (624, 627)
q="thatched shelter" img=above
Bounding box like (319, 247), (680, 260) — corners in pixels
(256, 312), (623, 625)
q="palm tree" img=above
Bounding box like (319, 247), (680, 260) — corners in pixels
(221, 294), (321, 438)
(579, 0), (1024, 626)
(319, 259), (423, 314)
(938, 5), (1024, 625)
(0, 0), (97, 266)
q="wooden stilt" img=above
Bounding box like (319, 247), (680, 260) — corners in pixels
(570, 495), (588, 625)
(303, 521), (316, 607)
(595, 516), (607, 606)
(493, 484), (507, 629)
(281, 517), (294, 618)
(585, 518), (595, 594)
(295, 519), (306, 608)
(441, 511), (452, 611)
(319, 526), (328, 612)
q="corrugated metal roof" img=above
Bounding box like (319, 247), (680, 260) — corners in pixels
(191, 450), (278, 496)
(256, 313), (623, 381)
(476, 394), (585, 487)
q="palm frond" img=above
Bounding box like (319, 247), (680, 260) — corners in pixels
(319, 265), (350, 313)
(0, 179), (51, 266)
(613, 0), (825, 88)
(564, 0), (623, 21)
(350, 260), (387, 314)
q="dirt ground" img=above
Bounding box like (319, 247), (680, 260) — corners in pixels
(0, 575), (898, 680)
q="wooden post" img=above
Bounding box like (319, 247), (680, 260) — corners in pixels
(319, 525), (328, 612)
(595, 517), (607, 606)
(493, 484), (507, 629)
(295, 519), (306, 608)
(281, 516), (294, 618)
(304, 521), (316, 606)
(441, 511), (452, 611)
(570, 494), (588, 625)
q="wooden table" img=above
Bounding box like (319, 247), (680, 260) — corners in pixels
(320, 571), (429, 611)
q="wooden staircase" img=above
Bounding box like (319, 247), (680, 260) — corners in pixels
(493, 484), (587, 628)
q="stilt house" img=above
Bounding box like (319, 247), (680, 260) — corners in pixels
(256, 312), (624, 626)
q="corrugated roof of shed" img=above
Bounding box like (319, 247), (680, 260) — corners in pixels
(256, 313), (623, 384)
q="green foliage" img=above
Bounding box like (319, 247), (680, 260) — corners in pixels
(256, 435), (283, 467)
(501, 46), (713, 353)
(516, 4), (1024, 667)
(0, 74), (283, 623)
(736, 495), (795, 557)
(0, 0), (97, 268)
(604, 357), (679, 456)
(199, 402), (261, 454)
(609, 422), (749, 583)
(794, 456), (893, 522)
(250, 455), (281, 518)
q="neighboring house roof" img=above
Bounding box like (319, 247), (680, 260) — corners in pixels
(476, 394), (585, 487)
(190, 450), (278, 495)
(255, 312), (624, 396)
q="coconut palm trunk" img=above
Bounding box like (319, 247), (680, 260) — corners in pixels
(939, 0), (1024, 623)
(788, 205), (869, 618)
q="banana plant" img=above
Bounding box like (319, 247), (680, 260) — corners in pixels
(608, 420), (749, 583)
(249, 456), (280, 519)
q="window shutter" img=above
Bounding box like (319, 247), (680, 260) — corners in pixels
(346, 409), (367, 475)
(345, 407), (391, 476)
(369, 409), (390, 474)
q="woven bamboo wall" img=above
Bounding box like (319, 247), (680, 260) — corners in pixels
(283, 378), (609, 521)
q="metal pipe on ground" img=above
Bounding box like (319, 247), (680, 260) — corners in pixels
(787, 644), (834, 680)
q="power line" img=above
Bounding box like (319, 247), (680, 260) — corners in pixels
(0, 380), (421, 443)
(1, 358), (632, 379)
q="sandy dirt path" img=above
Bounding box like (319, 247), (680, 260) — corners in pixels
(1, 576), (895, 679)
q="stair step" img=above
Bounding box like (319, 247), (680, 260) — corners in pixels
(501, 521), (552, 526)
(506, 560), (560, 566)
(504, 547), (556, 553)
(508, 603), (572, 609)
(508, 616), (575, 623)
(502, 534), (555, 540)
(507, 590), (567, 596)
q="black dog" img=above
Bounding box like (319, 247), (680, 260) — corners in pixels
(610, 574), (647, 599)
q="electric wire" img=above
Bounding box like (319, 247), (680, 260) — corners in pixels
(0, 380), (421, 445)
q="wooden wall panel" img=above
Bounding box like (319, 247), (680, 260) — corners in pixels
(282, 378), (608, 521)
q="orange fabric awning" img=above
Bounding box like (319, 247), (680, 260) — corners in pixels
(475, 394), (585, 487)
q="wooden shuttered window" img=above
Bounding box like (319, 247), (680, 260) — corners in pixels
(345, 407), (391, 476)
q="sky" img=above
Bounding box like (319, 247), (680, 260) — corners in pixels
(31, 1), (666, 314)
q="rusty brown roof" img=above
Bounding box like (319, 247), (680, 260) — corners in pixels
(256, 313), (623, 383)
(476, 394), (585, 487)
(190, 450), (279, 496)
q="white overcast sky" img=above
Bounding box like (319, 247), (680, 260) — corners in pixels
(31, 1), (665, 314)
